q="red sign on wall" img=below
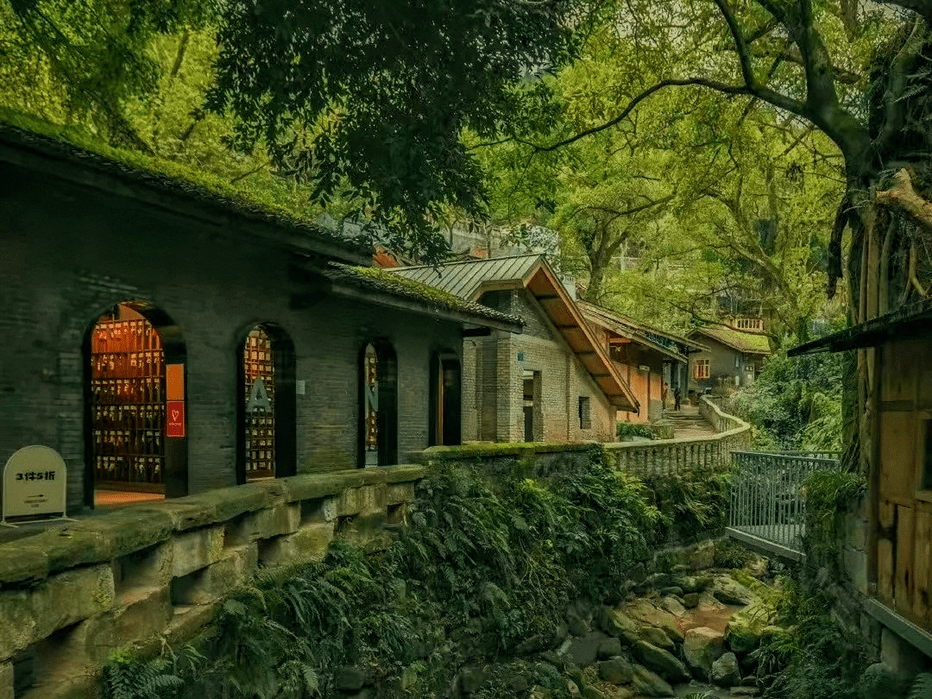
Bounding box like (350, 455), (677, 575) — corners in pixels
(166, 401), (185, 438)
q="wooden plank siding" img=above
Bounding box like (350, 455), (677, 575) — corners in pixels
(875, 339), (932, 631)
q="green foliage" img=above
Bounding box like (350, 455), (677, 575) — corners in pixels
(733, 336), (845, 451)
(803, 468), (866, 564)
(755, 581), (870, 699)
(615, 421), (655, 441)
(641, 463), (732, 543)
(910, 672), (932, 699)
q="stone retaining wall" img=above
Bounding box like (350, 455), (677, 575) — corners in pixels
(0, 465), (424, 699)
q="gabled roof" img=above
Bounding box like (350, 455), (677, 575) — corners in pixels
(690, 326), (771, 355)
(392, 255), (639, 412)
(577, 301), (704, 364)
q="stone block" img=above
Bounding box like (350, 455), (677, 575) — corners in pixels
(116, 542), (173, 593)
(171, 527), (224, 579)
(845, 513), (869, 551)
(259, 523), (334, 567)
(173, 544), (257, 606)
(0, 662), (12, 699)
(110, 586), (172, 647)
(387, 483), (415, 505)
(0, 564), (114, 660)
(0, 545), (49, 586)
(843, 547), (868, 594)
(252, 505), (301, 539)
(881, 627), (928, 677)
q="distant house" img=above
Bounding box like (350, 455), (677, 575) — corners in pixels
(391, 255), (639, 443)
(579, 302), (703, 422)
(688, 319), (772, 392)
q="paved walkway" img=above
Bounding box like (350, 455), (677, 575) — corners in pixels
(662, 405), (718, 439)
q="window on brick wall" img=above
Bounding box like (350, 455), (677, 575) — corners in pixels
(694, 359), (710, 380)
(578, 396), (591, 430)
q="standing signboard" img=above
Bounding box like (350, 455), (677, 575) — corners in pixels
(2, 445), (69, 526)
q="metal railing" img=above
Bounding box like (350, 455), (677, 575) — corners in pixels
(728, 451), (839, 554)
(605, 397), (751, 477)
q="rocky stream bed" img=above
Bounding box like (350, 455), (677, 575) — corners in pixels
(453, 542), (781, 699)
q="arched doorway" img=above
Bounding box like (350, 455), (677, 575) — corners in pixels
(236, 324), (296, 482)
(359, 341), (397, 467)
(85, 301), (188, 507)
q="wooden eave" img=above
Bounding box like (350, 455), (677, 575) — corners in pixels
(521, 266), (639, 412)
(579, 304), (690, 365)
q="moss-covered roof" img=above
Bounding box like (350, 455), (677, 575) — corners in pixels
(325, 263), (524, 327)
(0, 114), (367, 263)
(692, 325), (772, 355)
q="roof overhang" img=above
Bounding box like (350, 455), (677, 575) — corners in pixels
(578, 303), (690, 365)
(789, 300), (932, 356)
(516, 265), (640, 412)
(689, 328), (771, 356)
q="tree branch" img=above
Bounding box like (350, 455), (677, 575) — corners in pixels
(875, 168), (932, 231)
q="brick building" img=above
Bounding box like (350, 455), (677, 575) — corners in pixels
(0, 126), (520, 515)
(391, 255), (639, 442)
(578, 302), (702, 423)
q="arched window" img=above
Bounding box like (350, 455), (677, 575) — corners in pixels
(429, 351), (461, 446)
(359, 341), (397, 467)
(85, 301), (188, 507)
(237, 324), (296, 482)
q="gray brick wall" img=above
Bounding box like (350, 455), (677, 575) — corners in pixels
(0, 160), (463, 511)
(465, 290), (614, 443)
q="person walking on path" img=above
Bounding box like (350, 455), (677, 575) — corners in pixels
(673, 387), (682, 411)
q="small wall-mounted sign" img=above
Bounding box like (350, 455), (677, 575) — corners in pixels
(2, 445), (70, 526)
(296, 380), (306, 396)
(166, 400), (185, 438)
(638, 364), (651, 372)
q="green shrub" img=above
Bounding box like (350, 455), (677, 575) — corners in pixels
(616, 421), (654, 440)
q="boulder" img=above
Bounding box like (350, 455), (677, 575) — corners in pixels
(725, 609), (767, 655)
(564, 632), (609, 666)
(632, 641), (691, 683)
(598, 607), (640, 645)
(660, 596), (686, 617)
(622, 600), (683, 643)
(857, 662), (911, 699)
(639, 626), (675, 651)
(712, 580), (754, 606)
(711, 652), (741, 687)
(597, 637), (623, 659)
(730, 688), (760, 696)
(682, 593), (700, 609)
(683, 627), (725, 680)
(688, 540), (715, 570)
(659, 586), (684, 598)
(598, 658), (633, 685)
(631, 664), (675, 697)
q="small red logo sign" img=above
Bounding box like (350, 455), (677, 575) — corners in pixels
(166, 400), (185, 438)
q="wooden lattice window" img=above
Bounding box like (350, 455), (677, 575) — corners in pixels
(90, 307), (165, 491)
(244, 328), (275, 479)
(578, 396), (592, 430)
(694, 358), (710, 380)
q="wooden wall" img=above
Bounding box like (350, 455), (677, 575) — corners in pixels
(876, 338), (932, 629)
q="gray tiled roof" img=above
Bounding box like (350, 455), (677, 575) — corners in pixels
(391, 254), (543, 300)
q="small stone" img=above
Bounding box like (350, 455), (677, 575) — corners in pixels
(639, 626), (674, 651)
(740, 675), (757, 687)
(659, 586), (684, 597)
(711, 652), (741, 687)
(334, 666), (367, 691)
(682, 593), (700, 608)
(565, 632), (609, 666)
(516, 633), (547, 655)
(632, 641), (690, 683)
(730, 687), (759, 696)
(567, 679), (581, 697)
(598, 637), (623, 659)
(631, 664), (675, 697)
(599, 658), (633, 685)
(660, 596), (686, 617)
